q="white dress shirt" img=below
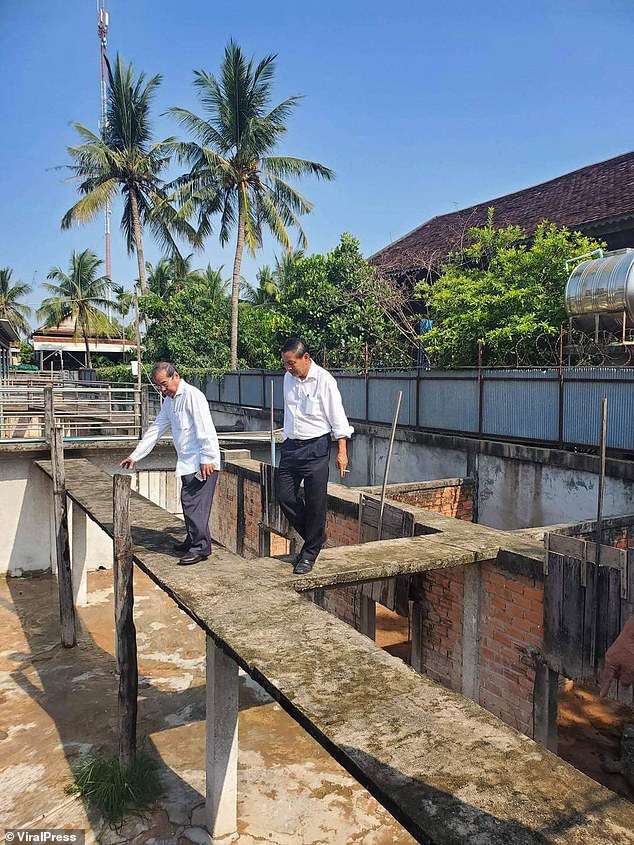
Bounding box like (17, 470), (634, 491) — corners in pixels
(129, 379), (221, 476)
(282, 361), (354, 441)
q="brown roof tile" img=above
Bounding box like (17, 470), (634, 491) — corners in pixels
(370, 151), (634, 273)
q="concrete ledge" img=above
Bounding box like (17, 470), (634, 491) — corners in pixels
(32, 458), (634, 843)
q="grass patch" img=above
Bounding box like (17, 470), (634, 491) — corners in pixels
(66, 752), (162, 823)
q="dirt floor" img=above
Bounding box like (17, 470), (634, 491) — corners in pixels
(0, 568), (417, 845)
(558, 680), (634, 803)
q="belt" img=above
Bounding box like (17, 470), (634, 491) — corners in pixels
(285, 433), (330, 444)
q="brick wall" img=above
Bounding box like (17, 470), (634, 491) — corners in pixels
(387, 480), (474, 522)
(478, 564), (543, 736)
(211, 471), (238, 553)
(417, 567), (465, 692)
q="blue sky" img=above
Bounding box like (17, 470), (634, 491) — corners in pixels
(1, 0), (633, 319)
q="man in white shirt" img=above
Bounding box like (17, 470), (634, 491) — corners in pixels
(119, 362), (221, 565)
(276, 338), (353, 575)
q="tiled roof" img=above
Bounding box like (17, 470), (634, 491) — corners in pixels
(370, 151), (634, 273)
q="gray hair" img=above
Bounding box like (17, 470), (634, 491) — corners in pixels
(151, 361), (177, 380)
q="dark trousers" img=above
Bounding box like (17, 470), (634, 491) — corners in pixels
(276, 434), (330, 562)
(180, 471), (218, 556)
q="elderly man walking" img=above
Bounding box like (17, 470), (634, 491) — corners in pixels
(120, 362), (220, 565)
(276, 338), (353, 575)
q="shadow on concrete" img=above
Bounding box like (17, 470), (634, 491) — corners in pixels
(340, 745), (626, 845)
(5, 571), (266, 832)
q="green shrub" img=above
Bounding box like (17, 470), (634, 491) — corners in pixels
(66, 752), (161, 824)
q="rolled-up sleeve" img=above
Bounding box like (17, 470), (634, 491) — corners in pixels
(322, 373), (354, 439)
(190, 390), (221, 467)
(129, 402), (171, 462)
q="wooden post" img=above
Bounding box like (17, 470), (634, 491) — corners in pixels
(44, 384), (54, 443)
(50, 422), (76, 647)
(140, 383), (149, 435)
(113, 473), (137, 770)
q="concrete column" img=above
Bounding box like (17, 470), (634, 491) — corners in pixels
(410, 600), (423, 673)
(357, 592), (376, 640)
(206, 636), (238, 842)
(71, 502), (89, 607)
(461, 563), (482, 702)
(533, 662), (559, 751)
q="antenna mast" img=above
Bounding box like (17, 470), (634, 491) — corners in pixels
(97, 1), (112, 311)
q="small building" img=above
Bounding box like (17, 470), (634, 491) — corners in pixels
(31, 316), (137, 371)
(0, 319), (20, 379)
(371, 150), (634, 277)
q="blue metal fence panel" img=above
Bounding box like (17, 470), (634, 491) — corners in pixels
(333, 372), (366, 420)
(241, 372), (264, 407)
(220, 373), (240, 405)
(367, 373), (415, 425)
(482, 369), (559, 441)
(563, 368), (634, 450)
(418, 371), (479, 433)
(204, 375), (220, 402)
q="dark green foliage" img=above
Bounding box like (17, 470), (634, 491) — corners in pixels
(141, 283), (232, 370)
(271, 234), (410, 369)
(416, 213), (604, 367)
(66, 752), (161, 824)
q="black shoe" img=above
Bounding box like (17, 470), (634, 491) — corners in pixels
(173, 541), (191, 553)
(178, 553), (208, 566)
(293, 558), (314, 575)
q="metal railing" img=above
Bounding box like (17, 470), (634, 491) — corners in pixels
(0, 382), (153, 442)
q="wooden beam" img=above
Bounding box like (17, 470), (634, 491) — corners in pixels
(113, 472), (137, 769)
(50, 423), (76, 648)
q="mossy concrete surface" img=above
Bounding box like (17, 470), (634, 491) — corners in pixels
(33, 458), (634, 844)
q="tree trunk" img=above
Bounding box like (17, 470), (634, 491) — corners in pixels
(129, 188), (147, 295)
(230, 203), (246, 370)
(82, 323), (92, 369)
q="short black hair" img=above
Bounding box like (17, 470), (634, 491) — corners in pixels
(280, 338), (310, 357)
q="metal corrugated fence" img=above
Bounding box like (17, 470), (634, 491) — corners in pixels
(200, 368), (634, 452)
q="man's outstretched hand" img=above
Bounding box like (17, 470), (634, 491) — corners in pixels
(119, 457), (136, 470)
(600, 616), (634, 697)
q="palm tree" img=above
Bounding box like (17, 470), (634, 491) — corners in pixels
(169, 40), (335, 368)
(37, 250), (112, 369)
(62, 55), (196, 294)
(194, 264), (231, 301)
(243, 266), (278, 308)
(0, 268), (32, 336)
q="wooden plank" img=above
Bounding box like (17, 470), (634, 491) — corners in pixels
(547, 534), (586, 560)
(559, 555), (584, 679)
(542, 548), (564, 673)
(581, 553), (598, 680)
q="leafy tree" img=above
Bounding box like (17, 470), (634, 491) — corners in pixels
(416, 213), (604, 367)
(271, 234), (410, 369)
(38, 249), (113, 369)
(238, 304), (279, 368)
(169, 40), (335, 368)
(62, 55), (196, 294)
(0, 267), (32, 336)
(141, 282), (231, 370)
(243, 266), (278, 308)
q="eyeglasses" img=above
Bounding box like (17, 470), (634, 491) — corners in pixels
(153, 374), (174, 390)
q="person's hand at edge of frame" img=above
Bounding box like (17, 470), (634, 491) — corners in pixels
(119, 457), (136, 470)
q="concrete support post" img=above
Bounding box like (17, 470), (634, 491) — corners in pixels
(357, 592), (376, 641)
(533, 662), (559, 751)
(461, 563), (482, 702)
(206, 636), (238, 842)
(410, 600), (423, 673)
(71, 502), (89, 607)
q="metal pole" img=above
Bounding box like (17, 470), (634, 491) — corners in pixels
(270, 380), (276, 466)
(377, 390), (402, 540)
(595, 397), (608, 567)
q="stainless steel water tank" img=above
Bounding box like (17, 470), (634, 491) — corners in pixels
(565, 249), (634, 332)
